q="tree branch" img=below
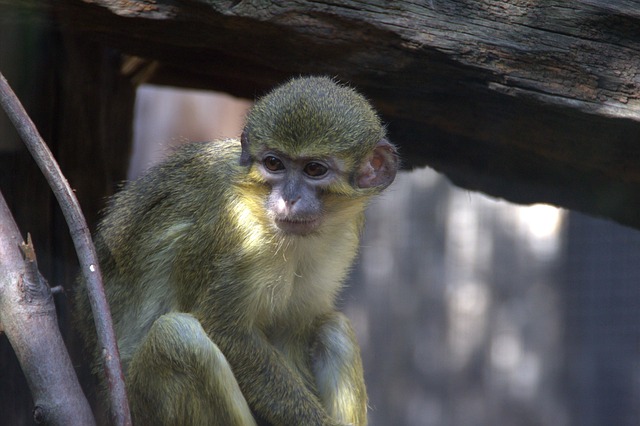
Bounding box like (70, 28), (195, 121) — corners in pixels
(0, 72), (132, 426)
(0, 191), (95, 425)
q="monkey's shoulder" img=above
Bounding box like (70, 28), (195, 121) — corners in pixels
(121, 139), (242, 202)
(97, 140), (244, 246)
(163, 139), (243, 178)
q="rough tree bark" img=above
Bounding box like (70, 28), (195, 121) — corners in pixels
(43, 0), (640, 229)
(0, 191), (95, 425)
(0, 5), (135, 423)
(0, 72), (131, 425)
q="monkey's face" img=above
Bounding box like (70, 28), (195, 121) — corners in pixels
(240, 76), (399, 237)
(257, 150), (341, 236)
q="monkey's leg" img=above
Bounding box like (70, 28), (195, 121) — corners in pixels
(127, 312), (257, 426)
(311, 313), (368, 426)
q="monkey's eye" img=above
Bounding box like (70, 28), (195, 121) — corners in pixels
(303, 162), (328, 178)
(263, 156), (285, 172)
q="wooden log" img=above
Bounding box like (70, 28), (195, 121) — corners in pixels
(47, 0), (640, 227)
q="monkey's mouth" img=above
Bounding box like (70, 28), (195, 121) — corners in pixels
(274, 217), (322, 236)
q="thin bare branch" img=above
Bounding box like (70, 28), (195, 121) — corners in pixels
(0, 72), (132, 425)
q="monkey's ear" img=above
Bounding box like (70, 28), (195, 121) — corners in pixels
(239, 130), (252, 166)
(356, 139), (398, 189)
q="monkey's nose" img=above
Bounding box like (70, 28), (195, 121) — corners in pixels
(276, 196), (300, 214)
(288, 196), (301, 206)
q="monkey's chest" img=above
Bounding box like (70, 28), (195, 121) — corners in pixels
(251, 250), (344, 322)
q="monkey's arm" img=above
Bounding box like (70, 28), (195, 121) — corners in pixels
(312, 313), (368, 426)
(213, 327), (347, 426)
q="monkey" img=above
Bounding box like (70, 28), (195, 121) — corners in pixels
(74, 76), (398, 426)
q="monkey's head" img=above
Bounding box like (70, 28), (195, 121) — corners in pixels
(240, 76), (398, 236)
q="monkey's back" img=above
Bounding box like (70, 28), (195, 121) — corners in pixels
(75, 139), (250, 374)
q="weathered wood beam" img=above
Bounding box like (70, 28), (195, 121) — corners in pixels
(42, 1), (640, 228)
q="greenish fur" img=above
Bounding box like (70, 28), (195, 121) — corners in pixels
(75, 77), (392, 426)
(246, 77), (385, 168)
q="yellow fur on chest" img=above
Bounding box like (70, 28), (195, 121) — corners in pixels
(229, 188), (364, 329)
(249, 229), (359, 330)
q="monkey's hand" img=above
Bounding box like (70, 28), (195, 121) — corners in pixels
(311, 313), (368, 426)
(213, 328), (345, 426)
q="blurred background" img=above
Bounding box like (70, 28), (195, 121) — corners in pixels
(129, 85), (640, 426)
